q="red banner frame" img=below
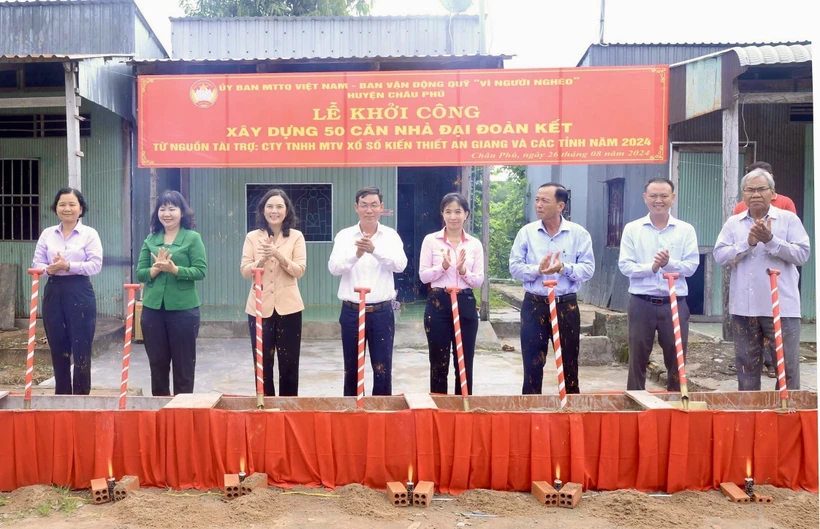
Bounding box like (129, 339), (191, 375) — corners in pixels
(138, 67), (668, 168)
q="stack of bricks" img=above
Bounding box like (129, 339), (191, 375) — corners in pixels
(386, 482), (409, 506)
(113, 476), (140, 501)
(413, 481), (434, 507)
(531, 481), (559, 506)
(240, 473), (268, 495)
(558, 483), (582, 509)
(90, 478), (111, 504)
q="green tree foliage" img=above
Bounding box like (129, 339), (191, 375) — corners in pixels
(471, 166), (528, 280)
(179, 0), (372, 17)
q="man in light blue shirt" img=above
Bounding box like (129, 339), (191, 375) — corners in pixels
(509, 183), (595, 394)
(714, 169), (810, 391)
(619, 178), (699, 391)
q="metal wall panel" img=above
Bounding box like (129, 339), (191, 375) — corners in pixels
(800, 125), (815, 320)
(135, 11), (168, 59)
(170, 16), (480, 60)
(78, 58), (134, 121)
(585, 44), (739, 67)
(0, 100), (125, 317)
(189, 166), (396, 321)
(0, 1), (133, 55)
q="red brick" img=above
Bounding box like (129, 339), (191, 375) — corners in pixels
(719, 482), (751, 503)
(240, 473), (268, 495)
(531, 481), (559, 506)
(413, 481), (434, 507)
(224, 474), (241, 500)
(386, 481), (409, 506)
(90, 478), (110, 505)
(113, 475), (140, 501)
(558, 482), (582, 509)
(752, 493), (773, 504)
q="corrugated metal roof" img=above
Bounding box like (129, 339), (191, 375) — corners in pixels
(0, 0), (132, 4)
(170, 15), (481, 60)
(129, 53), (508, 65)
(596, 41), (810, 46)
(579, 41), (811, 68)
(0, 53), (132, 62)
(0, 0), (169, 59)
(670, 43), (812, 67)
(734, 43), (812, 66)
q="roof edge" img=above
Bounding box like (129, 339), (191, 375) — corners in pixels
(169, 14), (479, 22)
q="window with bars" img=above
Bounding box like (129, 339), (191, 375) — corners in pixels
(606, 178), (625, 247)
(0, 114), (91, 138)
(246, 184), (333, 242)
(1, 160), (40, 241)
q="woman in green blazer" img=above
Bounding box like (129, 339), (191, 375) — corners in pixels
(136, 190), (207, 395)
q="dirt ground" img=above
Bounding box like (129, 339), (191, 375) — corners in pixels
(652, 340), (816, 387)
(0, 484), (816, 529)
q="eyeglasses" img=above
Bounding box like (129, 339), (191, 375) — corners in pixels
(358, 203), (381, 211)
(646, 194), (672, 201)
(742, 186), (771, 195)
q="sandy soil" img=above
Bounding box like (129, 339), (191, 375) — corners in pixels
(1, 484), (816, 529)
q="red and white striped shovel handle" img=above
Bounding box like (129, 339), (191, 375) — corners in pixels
(767, 269), (788, 406)
(354, 287), (371, 409)
(24, 269), (43, 408)
(543, 280), (567, 408)
(446, 287), (468, 399)
(119, 284), (141, 410)
(252, 268), (265, 408)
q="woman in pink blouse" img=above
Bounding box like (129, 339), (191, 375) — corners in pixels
(31, 187), (103, 395)
(419, 192), (485, 394)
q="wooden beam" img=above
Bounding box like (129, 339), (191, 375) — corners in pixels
(625, 390), (675, 410)
(403, 393), (438, 410)
(739, 92), (812, 104)
(0, 96), (82, 109)
(721, 80), (739, 341)
(64, 62), (82, 190)
(164, 393), (223, 409)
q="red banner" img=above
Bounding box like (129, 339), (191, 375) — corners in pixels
(138, 67), (668, 168)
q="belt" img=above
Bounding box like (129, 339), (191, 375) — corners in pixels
(429, 288), (473, 295)
(525, 292), (576, 305)
(342, 299), (392, 313)
(633, 294), (687, 306)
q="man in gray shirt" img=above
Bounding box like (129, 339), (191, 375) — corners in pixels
(713, 168), (810, 390)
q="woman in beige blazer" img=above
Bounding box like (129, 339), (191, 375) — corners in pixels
(241, 189), (306, 396)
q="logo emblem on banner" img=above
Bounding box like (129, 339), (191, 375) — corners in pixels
(190, 80), (218, 108)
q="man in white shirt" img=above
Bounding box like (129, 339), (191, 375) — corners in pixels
(328, 186), (408, 396)
(618, 178), (699, 391)
(714, 169), (810, 390)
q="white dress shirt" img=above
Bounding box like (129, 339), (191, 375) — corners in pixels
(328, 222), (408, 303)
(713, 206), (810, 318)
(618, 214), (699, 297)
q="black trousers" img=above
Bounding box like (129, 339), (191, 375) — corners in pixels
(627, 295), (690, 391)
(340, 302), (394, 396)
(424, 288), (478, 395)
(42, 275), (96, 395)
(520, 294), (581, 395)
(141, 305), (200, 396)
(247, 311), (302, 396)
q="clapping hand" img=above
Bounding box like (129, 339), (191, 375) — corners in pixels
(354, 233), (375, 258)
(748, 218), (773, 246)
(539, 252), (563, 275)
(652, 249), (670, 273)
(441, 248), (452, 270)
(46, 252), (69, 275)
(455, 248), (467, 275)
(261, 235), (283, 262)
(151, 247), (178, 276)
